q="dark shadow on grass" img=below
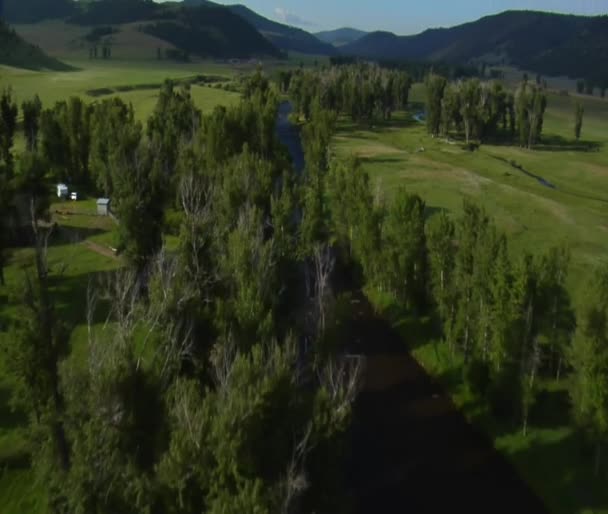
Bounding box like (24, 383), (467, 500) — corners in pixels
(509, 429), (608, 514)
(49, 226), (108, 247)
(535, 134), (602, 153)
(47, 270), (116, 329)
(531, 388), (571, 428)
(0, 385), (30, 470)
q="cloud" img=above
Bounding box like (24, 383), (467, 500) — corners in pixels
(274, 7), (316, 27)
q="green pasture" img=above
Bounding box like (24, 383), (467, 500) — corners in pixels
(334, 90), (608, 307)
(0, 59), (242, 121)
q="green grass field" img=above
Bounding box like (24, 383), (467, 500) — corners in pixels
(353, 86), (608, 514)
(335, 85), (608, 307)
(0, 59), (242, 121)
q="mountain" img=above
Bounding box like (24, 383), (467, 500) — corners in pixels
(315, 27), (367, 47)
(8, 0), (284, 60)
(342, 11), (608, 82)
(0, 20), (72, 70)
(3, 0), (76, 24)
(142, 5), (283, 59)
(184, 0), (337, 56)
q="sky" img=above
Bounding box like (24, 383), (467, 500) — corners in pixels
(159, 0), (608, 34)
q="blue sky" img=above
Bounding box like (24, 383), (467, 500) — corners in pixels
(161, 0), (608, 34)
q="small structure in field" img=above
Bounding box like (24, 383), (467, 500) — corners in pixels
(57, 183), (68, 199)
(97, 198), (111, 216)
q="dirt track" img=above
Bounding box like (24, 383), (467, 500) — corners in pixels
(346, 297), (548, 514)
(82, 241), (117, 259)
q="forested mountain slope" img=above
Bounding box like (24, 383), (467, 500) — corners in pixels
(315, 27), (368, 46)
(184, 0), (337, 55)
(343, 11), (608, 82)
(5, 0), (283, 60)
(0, 20), (72, 70)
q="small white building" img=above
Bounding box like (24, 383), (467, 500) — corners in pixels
(97, 198), (111, 216)
(57, 183), (68, 199)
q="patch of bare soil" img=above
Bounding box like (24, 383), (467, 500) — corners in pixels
(82, 241), (117, 259)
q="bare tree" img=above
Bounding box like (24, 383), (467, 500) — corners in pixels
(318, 355), (363, 419)
(280, 424), (313, 514)
(312, 243), (335, 337)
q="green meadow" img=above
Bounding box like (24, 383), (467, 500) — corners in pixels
(0, 59), (243, 121)
(335, 84), (608, 307)
(347, 83), (608, 514)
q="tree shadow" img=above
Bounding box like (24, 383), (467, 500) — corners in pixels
(509, 429), (608, 514)
(47, 269), (116, 329)
(0, 384), (30, 471)
(535, 134), (602, 153)
(531, 387), (571, 429)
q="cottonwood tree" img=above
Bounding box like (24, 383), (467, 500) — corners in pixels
(569, 264), (608, 476)
(568, 265), (608, 475)
(22, 95), (42, 152)
(425, 74), (447, 137)
(0, 90), (18, 284)
(40, 97), (92, 185)
(112, 135), (164, 273)
(574, 102), (584, 141)
(427, 211), (457, 346)
(380, 188), (427, 310)
(2, 189), (70, 498)
(89, 97), (137, 196)
(0, 87), (18, 172)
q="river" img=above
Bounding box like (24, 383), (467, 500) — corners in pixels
(274, 103), (548, 514)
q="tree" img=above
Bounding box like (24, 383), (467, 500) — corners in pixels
(380, 188), (427, 310)
(425, 74), (447, 137)
(40, 97), (92, 186)
(147, 80), (201, 181)
(569, 264), (608, 476)
(0, 90), (18, 283)
(2, 193), (70, 498)
(574, 102), (584, 141)
(427, 211), (456, 345)
(577, 79), (585, 95)
(112, 132), (164, 273)
(515, 83), (547, 149)
(89, 97), (136, 196)
(459, 79), (481, 144)
(22, 95), (43, 151)
(0, 87), (18, 172)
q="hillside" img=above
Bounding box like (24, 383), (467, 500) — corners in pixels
(315, 27), (367, 46)
(0, 20), (72, 70)
(342, 10), (608, 83)
(184, 0), (337, 56)
(9, 0), (284, 60)
(3, 0), (76, 24)
(142, 5), (283, 59)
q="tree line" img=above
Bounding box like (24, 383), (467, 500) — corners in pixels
(425, 74), (549, 149)
(284, 63), (412, 125)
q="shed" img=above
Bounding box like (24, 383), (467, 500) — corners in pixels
(57, 183), (68, 199)
(97, 198), (111, 216)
